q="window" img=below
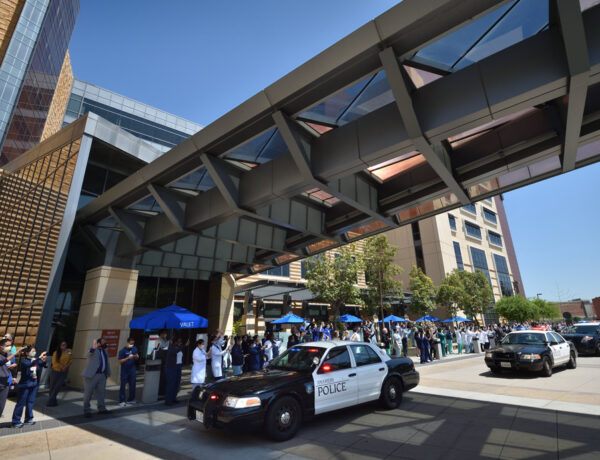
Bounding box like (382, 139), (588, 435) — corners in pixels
(483, 208), (497, 224)
(470, 247), (491, 286)
(485, 197), (493, 204)
(465, 221), (482, 239)
(453, 242), (464, 271)
(301, 260), (309, 278)
(350, 345), (381, 366)
(448, 214), (457, 231)
(493, 254), (513, 297)
(488, 231), (502, 247)
(550, 332), (565, 344)
(462, 204), (477, 215)
(318, 347), (352, 373)
(264, 264), (290, 277)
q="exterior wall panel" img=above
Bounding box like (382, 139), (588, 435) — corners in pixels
(40, 50), (72, 142)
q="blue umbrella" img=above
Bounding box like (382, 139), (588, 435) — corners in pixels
(339, 314), (363, 323)
(382, 315), (407, 323)
(415, 315), (441, 322)
(443, 316), (470, 323)
(270, 313), (307, 324)
(129, 304), (208, 330)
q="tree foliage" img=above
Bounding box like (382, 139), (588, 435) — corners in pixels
(495, 296), (562, 323)
(363, 235), (403, 321)
(531, 298), (561, 320)
(408, 265), (436, 315)
(436, 269), (494, 321)
(494, 295), (538, 323)
(303, 243), (364, 319)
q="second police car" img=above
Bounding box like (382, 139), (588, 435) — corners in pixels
(484, 330), (577, 377)
(187, 340), (419, 441)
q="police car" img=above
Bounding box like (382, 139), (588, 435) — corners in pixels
(187, 340), (419, 441)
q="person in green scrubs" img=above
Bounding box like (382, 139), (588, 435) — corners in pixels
(437, 328), (447, 358)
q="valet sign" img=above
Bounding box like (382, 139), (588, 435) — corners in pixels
(316, 376), (347, 396)
(179, 321), (195, 328)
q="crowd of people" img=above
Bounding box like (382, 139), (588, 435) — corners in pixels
(0, 318), (577, 426)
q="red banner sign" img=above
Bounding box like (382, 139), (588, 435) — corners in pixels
(102, 329), (120, 358)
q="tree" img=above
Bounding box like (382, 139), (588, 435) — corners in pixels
(408, 265), (436, 316)
(461, 270), (494, 321)
(304, 243), (364, 320)
(494, 295), (537, 323)
(435, 269), (465, 320)
(531, 298), (561, 320)
(363, 235), (403, 324)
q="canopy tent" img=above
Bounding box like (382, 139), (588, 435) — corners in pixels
(415, 315), (441, 322)
(339, 314), (363, 323)
(382, 315), (407, 323)
(270, 313), (307, 324)
(443, 316), (470, 323)
(129, 304), (208, 330)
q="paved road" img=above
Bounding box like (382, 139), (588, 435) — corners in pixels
(4, 355), (600, 459)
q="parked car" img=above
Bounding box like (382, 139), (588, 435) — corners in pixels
(561, 323), (600, 356)
(188, 341), (419, 441)
(484, 330), (577, 377)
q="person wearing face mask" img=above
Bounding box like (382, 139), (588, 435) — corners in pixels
(46, 341), (72, 407)
(118, 337), (139, 407)
(11, 346), (47, 427)
(81, 338), (111, 418)
(0, 338), (23, 419)
(191, 339), (208, 389)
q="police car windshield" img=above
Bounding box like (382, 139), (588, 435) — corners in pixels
(502, 333), (545, 345)
(564, 325), (599, 334)
(269, 346), (326, 372)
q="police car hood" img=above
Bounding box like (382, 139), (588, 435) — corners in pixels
(208, 368), (310, 396)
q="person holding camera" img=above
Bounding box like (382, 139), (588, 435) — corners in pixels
(81, 337), (111, 417)
(11, 346), (47, 427)
(0, 338), (23, 419)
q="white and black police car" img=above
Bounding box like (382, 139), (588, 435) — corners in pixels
(187, 340), (419, 441)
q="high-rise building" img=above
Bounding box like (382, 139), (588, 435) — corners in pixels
(0, 0), (79, 165)
(388, 197), (524, 322)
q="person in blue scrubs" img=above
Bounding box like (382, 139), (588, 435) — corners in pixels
(12, 347), (47, 427)
(247, 336), (265, 371)
(118, 337), (139, 407)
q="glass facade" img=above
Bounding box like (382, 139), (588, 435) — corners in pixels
(483, 207), (497, 224)
(488, 231), (503, 247)
(465, 221), (482, 239)
(470, 247), (491, 286)
(0, 0), (79, 164)
(493, 254), (514, 297)
(448, 214), (457, 231)
(63, 79), (202, 152)
(453, 241), (464, 271)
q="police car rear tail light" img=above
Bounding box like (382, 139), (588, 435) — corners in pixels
(224, 396), (261, 409)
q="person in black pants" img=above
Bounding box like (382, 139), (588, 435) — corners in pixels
(164, 337), (185, 405)
(231, 336), (244, 376)
(12, 347), (47, 427)
(0, 338), (22, 419)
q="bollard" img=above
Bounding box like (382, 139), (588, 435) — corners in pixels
(434, 340), (443, 359)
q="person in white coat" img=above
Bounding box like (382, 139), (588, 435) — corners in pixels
(210, 335), (230, 381)
(465, 328), (473, 353)
(455, 328), (463, 354)
(191, 340), (208, 390)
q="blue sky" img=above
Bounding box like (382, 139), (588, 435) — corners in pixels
(69, 1), (599, 301)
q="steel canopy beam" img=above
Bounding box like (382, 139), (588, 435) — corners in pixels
(379, 47), (470, 204)
(556, 0), (590, 172)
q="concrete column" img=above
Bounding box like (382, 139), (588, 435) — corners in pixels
(70, 266), (138, 389)
(242, 291), (255, 336)
(207, 274), (235, 335)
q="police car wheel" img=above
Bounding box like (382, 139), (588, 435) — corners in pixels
(265, 396), (301, 442)
(380, 377), (403, 409)
(541, 357), (552, 377)
(567, 352), (577, 369)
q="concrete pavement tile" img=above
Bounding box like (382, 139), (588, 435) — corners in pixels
(556, 450), (600, 460)
(349, 436), (402, 456)
(278, 440), (342, 459)
(3, 430), (49, 457)
(9, 453), (50, 460)
(332, 447), (387, 460)
(362, 425), (420, 444)
(504, 430), (558, 452)
(499, 445), (557, 460)
(45, 425), (105, 449)
(49, 441), (159, 460)
(388, 443), (448, 460)
(278, 454), (311, 460)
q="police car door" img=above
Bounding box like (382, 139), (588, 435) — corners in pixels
(313, 346), (358, 415)
(551, 332), (569, 363)
(545, 332), (562, 364)
(349, 344), (387, 404)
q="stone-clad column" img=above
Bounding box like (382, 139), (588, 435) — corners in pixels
(70, 266), (138, 389)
